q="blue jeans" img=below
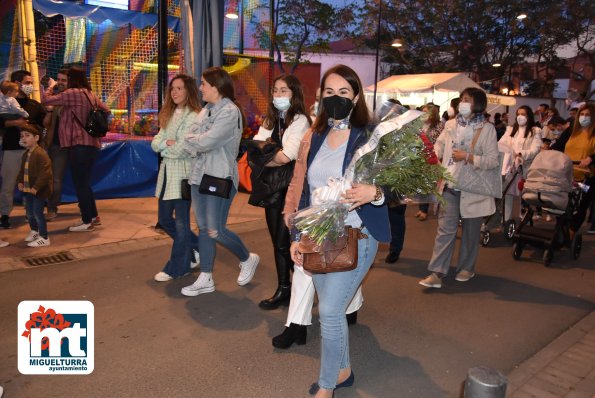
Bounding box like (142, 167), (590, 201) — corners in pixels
(24, 193), (47, 238)
(69, 145), (99, 224)
(158, 198), (199, 277)
(312, 230), (378, 390)
(191, 185), (249, 273)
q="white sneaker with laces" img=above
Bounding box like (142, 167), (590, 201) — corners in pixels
(190, 250), (200, 270)
(69, 222), (95, 232)
(0, 239), (9, 248)
(419, 273), (442, 288)
(154, 271), (173, 282)
(237, 253), (259, 286)
(25, 230), (40, 242)
(181, 273), (215, 296)
(455, 270), (475, 282)
(27, 237), (50, 247)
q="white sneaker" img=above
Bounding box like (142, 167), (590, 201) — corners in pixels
(69, 222), (95, 232)
(154, 271), (173, 282)
(190, 250), (200, 270)
(0, 239), (9, 248)
(237, 253), (259, 286)
(181, 273), (215, 296)
(25, 230), (40, 242)
(27, 237), (50, 247)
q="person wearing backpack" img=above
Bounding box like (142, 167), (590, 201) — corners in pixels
(44, 66), (110, 232)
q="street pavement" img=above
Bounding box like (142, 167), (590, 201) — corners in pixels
(0, 194), (594, 397)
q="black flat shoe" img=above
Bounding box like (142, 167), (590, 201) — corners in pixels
(385, 251), (400, 264)
(259, 285), (291, 310)
(309, 371), (355, 395)
(346, 311), (357, 326)
(272, 323), (306, 349)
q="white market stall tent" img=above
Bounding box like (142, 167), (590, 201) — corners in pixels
(365, 72), (516, 116)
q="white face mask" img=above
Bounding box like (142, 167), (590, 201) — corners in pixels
(516, 115), (527, 126)
(21, 84), (34, 96)
(447, 107), (455, 117)
(579, 115), (591, 127)
(273, 97), (291, 112)
(19, 138), (27, 147)
(458, 102), (471, 117)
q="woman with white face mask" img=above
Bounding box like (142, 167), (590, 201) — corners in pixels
(551, 102), (595, 235)
(249, 75), (311, 310)
(419, 87), (500, 289)
(498, 105), (542, 222)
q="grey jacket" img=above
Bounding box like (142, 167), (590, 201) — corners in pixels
(184, 98), (243, 189)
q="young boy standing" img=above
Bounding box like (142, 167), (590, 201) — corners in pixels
(17, 124), (53, 247)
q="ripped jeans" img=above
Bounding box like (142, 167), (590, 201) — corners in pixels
(191, 184), (250, 273)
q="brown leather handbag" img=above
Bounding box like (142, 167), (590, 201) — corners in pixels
(299, 227), (367, 273)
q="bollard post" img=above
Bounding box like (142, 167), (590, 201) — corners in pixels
(463, 366), (507, 398)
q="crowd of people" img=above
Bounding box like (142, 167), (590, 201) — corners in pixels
(0, 63), (593, 396)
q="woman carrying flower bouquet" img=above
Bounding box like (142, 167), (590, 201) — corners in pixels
(249, 74), (311, 310)
(419, 87), (499, 289)
(285, 64), (390, 397)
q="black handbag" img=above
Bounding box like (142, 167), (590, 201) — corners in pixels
(181, 179), (191, 201)
(198, 174), (233, 198)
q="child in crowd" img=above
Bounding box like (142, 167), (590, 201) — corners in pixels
(541, 137), (552, 151)
(17, 124), (53, 247)
(0, 81), (29, 119)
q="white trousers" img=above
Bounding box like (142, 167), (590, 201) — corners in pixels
(285, 264), (363, 327)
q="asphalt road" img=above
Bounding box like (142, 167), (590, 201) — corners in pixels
(1, 215), (594, 398)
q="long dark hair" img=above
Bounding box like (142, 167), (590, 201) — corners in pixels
(311, 64), (369, 134)
(67, 67), (91, 90)
(511, 105), (537, 138)
(158, 74), (202, 128)
(202, 67), (246, 129)
(424, 103), (440, 129)
(264, 74), (311, 130)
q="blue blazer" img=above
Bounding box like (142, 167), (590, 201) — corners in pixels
(298, 126), (391, 243)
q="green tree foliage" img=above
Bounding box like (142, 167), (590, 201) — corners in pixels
(355, 0), (593, 97)
(253, 0), (353, 74)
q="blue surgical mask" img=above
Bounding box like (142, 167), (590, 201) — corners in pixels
(273, 97), (291, 112)
(579, 115), (591, 127)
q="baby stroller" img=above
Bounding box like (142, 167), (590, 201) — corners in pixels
(480, 163), (524, 246)
(511, 150), (583, 266)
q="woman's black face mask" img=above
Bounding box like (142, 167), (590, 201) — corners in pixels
(323, 95), (354, 120)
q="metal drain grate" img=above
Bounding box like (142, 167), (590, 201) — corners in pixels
(23, 251), (75, 267)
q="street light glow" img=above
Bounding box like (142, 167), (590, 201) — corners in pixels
(492, 63), (501, 67)
(391, 39), (403, 48)
(225, 12), (239, 19)
(517, 13), (527, 20)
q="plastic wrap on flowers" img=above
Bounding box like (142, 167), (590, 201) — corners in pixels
(293, 102), (451, 244)
(291, 177), (350, 246)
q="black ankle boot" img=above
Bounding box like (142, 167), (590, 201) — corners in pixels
(272, 323), (307, 349)
(259, 285), (291, 310)
(346, 311), (357, 326)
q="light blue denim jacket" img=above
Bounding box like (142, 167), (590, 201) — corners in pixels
(183, 98), (243, 189)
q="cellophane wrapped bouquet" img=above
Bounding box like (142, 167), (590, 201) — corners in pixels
(292, 102), (451, 246)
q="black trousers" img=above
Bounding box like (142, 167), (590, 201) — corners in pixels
(571, 175), (595, 231)
(264, 200), (293, 286)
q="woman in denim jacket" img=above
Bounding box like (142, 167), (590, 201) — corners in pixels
(181, 67), (259, 297)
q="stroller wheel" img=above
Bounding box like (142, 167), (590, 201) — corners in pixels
(571, 233), (582, 260)
(543, 249), (554, 267)
(512, 242), (524, 260)
(480, 231), (490, 246)
(504, 219), (516, 240)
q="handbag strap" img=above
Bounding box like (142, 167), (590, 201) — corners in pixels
(470, 125), (483, 153)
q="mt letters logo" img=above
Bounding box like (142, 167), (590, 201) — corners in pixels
(18, 300), (94, 374)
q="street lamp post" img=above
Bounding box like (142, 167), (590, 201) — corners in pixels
(372, 0), (382, 111)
